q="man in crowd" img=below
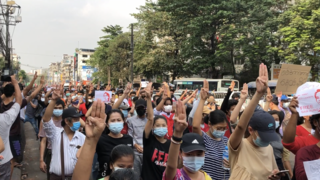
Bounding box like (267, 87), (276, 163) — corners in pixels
(0, 75), (22, 180)
(42, 89), (85, 179)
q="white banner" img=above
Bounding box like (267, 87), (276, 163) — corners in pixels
(296, 82), (320, 116)
(95, 91), (112, 104)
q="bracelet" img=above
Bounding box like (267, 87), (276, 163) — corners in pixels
(171, 138), (182, 145)
(172, 135), (182, 142)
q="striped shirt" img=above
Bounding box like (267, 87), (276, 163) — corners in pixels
(43, 119), (85, 176)
(201, 131), (230, 180)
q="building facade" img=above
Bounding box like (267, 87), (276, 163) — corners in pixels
(74, 48), (95, 83)
(61, 54), (74, 82)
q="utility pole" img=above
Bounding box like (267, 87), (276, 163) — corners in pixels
(5, 7), (10, 71)
(130, 24), (134, 83)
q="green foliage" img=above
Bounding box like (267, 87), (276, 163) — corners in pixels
(278, 0), (320, 80)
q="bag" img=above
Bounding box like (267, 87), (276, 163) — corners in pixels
(34, 103), (43, 118)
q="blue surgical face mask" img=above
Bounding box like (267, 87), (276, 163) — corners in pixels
(109, 122), (124, 134)
(66, 93), (71, 97)
(53, 109), (63, 117)
(253, 133), (269, 147)
(211, 129), (226, 138)
(122, 110), (128, 118)
(183, 156), (205, 173)
(70, 121), (81, 132)
(275, 121), (280, 129)
(153, 127), (168, 137)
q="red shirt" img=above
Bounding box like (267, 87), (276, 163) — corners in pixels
(121, 123), (128, 134)
(78, 103), (87, 121)
(296, 125), (311, 136)
(282, 135), (319, 154)
(188, 123), (210, 133)
(295, 144), (320, 180)
(224, 116), (231, 138)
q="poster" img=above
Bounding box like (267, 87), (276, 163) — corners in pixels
(95, 91), (112, 103)
(275, 64), (311, 95)
(82, 66), (94, 81)
(296, 82), (320, 116)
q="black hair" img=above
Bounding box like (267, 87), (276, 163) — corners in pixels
(153, 115), (167, 126)
(227, 100), (238, 111)
(153, 95), (160, 102)
(232, 93), (240, 99)
(4, 84), (15, 97)
(18, 83), (23, 91)
(310, 114), (320, 130)
(104, 109), (125, 134)
(297, 116), (305, 126)
(132, 97), (139, 104)
(164, 97), (172, 105)
(62, 117), (72, 127)
(109, 169), (139, 180)
(111, 88), (116, 91)
(208, 110), (232, 135)
(156, 97), (162, 106)
(78, 90), (84, 94)
(88, 93), (94, 98)
(130, 91), (136, 95)
(110, 145), (134, 165)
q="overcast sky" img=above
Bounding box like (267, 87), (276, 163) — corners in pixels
(12, 0), (146, 73)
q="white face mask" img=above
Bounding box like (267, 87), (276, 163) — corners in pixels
(164, 105), (172, 113)
(41, 98), (45, 102)
(88, 99), (93, 103)
(283, 102), (290, 109)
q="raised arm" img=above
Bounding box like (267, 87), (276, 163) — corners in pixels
(182, 90), (198, 105)
(42, 89), (61, 122)
(264, 88), (272, 111)
(72, 100), (106, 180)
(12, 75), (22, 106)
(282, 97), (299, 144)
(23, 72), (38, 97)
(144, 83), (154, 138)
(220, 81), (235, 113)
(179, 89), (188, 100)
(156, 82), (169, 111)
(193, 80), (209, 135)
(230, 85), (248, 124)
(165, 100), (188, 180)
(229, 64), (268, 150)
(112, 83), (131, 109)
(0, 136), (4, 153)
(26, 76), (45, 103)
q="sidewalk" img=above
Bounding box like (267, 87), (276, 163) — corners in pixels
(12, 122), (47, 180)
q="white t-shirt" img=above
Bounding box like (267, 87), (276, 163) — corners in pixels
(0, 103), (21, 164)
(20, 106), (26, 120)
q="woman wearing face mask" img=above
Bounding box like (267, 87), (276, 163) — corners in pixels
(228, 64), (284, 180)
(96, 109), (133, 179)
(268, 111), (290, 180)
(164, 100), (212, 180)
(98, 145), (135, 180)
(141, 82), (171, 180)
(193, 80), (231, 179)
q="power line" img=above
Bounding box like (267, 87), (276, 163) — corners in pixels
(16, 52), (60, 57)
(20, 63), (43, 69)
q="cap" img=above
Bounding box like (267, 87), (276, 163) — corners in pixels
(180, 133), (207, 153)
(135, 99), (147, 108)
(281, 95), (288, 101)
(203, 107), (210, 114)
(119, 104), (131, 111)
(249, 110), (279, 142)
(62, 107), (83, 119)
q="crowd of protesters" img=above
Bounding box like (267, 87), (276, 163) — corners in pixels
(0, 63), (320, 180)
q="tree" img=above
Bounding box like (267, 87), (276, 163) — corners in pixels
(156, 0), (287, 81)
(18, 70), (27, 80)
(89, 25), (123, 86)
(132, 1), (190, 82)
(277, 0), (320, 81)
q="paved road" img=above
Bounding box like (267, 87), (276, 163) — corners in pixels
(12, 122), (47, 180)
